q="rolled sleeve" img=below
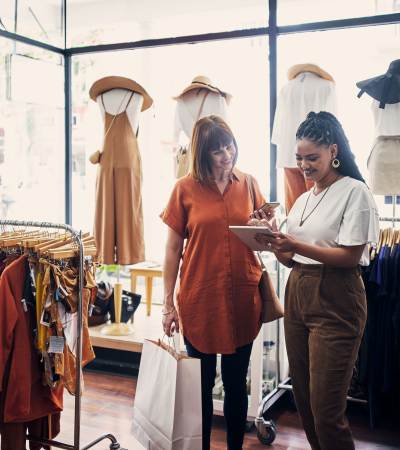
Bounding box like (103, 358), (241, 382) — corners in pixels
(160, 182), (187, 238)
(336, 185), (380, 246)
(337, 208), (380, 246)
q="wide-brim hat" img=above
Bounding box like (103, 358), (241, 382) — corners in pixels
(287, 64), (334, 82)
(89, 76), (153, 111)
(356, 59), (400, 109)
(173, 75), (232, 103)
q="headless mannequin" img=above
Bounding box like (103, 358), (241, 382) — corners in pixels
(174, 89), (228, 142)
(173, 89), (229, 178)
(367, 99), (400, 197)
(95, 87), (144, 336)
(96, 88), (144, 134)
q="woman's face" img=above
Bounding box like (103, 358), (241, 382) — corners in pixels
(295, 138), (337, 182)
(208, 142), (236, 172)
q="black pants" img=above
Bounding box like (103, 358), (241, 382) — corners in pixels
(184, 338), (253, 450)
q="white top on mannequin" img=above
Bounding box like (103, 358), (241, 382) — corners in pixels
(96, 88), (144, 134)
(173, 89), (228, 143)
(371, 99), (400, 136)
(272, 72), (337, 168)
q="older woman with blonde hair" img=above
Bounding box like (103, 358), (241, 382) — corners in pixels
(160, 115), (274, 450)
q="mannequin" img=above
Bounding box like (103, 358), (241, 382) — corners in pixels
(89, 76), (153, 335)
(357, 59), (400, 196)
(173, 75), (231, 178)
(272, 64), (337, 213)
(97, 88), (143, 134)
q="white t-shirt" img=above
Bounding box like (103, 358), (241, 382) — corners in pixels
(173, 89), (228, 142)
(371, 100), (400, 137)
(287, 176), (379, 266)
(272, 72), (337, 168)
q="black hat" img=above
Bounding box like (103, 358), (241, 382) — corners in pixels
(356, 59), (400, 109)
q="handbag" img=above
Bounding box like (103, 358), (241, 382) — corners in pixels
(174, 145), (190, 179)
(247, 175), (284, 323)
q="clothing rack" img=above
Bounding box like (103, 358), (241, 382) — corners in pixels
(0, 219), (126, 450)
(379, 216), (400, 226)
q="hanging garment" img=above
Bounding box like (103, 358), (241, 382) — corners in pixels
(94, 93), (145, 264)
(371, 100), (400, 137)
(367, 135), (400, 195)
(0, 256), (63, 424)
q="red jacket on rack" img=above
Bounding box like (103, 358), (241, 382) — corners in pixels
(0, 255), (63, 423)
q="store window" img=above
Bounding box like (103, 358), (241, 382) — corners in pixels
(67, 0), (268, 47)
(0, 38), (65, 221)
(276, 23), (400, 216)
(278, 0), (400, 25)
(0, 1), (64, 48)
(71, 37), (269, 262)
(0, 2), (16, 33)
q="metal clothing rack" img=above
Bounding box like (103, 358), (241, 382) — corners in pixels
(0, 219), (126, 450)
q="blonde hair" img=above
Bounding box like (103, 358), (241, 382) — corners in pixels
(190, 115), (238, 183)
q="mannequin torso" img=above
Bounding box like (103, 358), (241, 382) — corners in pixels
(174, 89), (228, 142)
(96, 88), (144, 134)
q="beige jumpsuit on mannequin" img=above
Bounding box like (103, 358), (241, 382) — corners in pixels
(94, 92), (145, 265)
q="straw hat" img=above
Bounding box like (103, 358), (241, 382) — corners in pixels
(89, 76), (153, 111)
(356, 59), (400, 109)
(174, 75), (232, 103)
(287, 64), (334, 82)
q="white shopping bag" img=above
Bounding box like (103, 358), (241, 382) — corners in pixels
(132, 339), (202, 450)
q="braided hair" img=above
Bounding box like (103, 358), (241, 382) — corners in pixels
(296, 111), (365, 183)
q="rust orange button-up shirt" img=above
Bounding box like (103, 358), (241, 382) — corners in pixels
(161, 168), (265, 354)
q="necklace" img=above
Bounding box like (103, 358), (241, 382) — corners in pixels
(299, 177), (339, 227)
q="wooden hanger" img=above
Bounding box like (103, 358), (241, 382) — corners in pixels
(376, 228), (385, 253)
(47, 245), (97, 260)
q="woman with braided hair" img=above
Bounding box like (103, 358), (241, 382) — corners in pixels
(255, 111), (379, 450)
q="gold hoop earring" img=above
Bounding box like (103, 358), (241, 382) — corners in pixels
(332, 158), (340, 169)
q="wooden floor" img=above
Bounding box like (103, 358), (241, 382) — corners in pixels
(56, 371), (400, 450)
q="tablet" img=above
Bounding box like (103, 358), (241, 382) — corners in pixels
(229, 226), (275, 251)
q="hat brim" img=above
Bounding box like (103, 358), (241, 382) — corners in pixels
(173, 83), (232, 103)
(89, 76), (153, 111)
(288, 64), (334, 82)
(356, 74), (400, 105)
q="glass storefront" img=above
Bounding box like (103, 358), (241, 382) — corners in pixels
(67, 0), (268, 47)
(0, 37), (65, 222)
(278, 0), (400, 25)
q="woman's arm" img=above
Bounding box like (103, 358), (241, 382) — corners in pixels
(273, 250), (295, 268)
(162, 227), (184, 336)
(257, 231), (365, 268)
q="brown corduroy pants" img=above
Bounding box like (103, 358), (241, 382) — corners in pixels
(284, 167), (314, 214)
(284, 263), (367, 450)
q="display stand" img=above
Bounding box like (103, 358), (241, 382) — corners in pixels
(101, 264), (134, 336)
(0, 219), (126, 450)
